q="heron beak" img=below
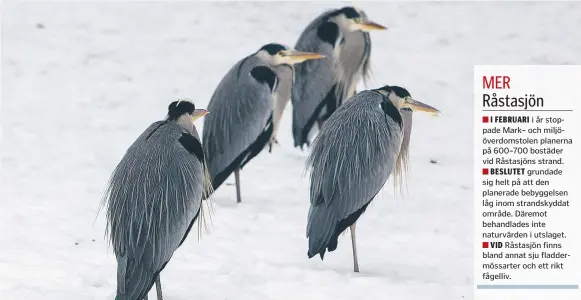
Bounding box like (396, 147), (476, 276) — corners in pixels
(282, 50), (325, 64)
(403, 98), (441, 114)
(192, 109), (208, 121)
(356, 20), (387, 32)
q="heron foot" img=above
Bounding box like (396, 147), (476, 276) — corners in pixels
(268, 137), (279, 153)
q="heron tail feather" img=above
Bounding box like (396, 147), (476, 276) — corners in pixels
(306, 204), (337, 260)
(115, 255), (155, 300)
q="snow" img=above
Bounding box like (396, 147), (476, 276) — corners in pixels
(1, 1), (580, 299)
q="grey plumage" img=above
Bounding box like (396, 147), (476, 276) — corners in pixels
(203, 54), (273, 191)
(305, 85), (440, 271)
(292, 6), (385, 149)
(101, 100), (209, 300)
(291, 29), (335, 148)
(202, 43), (323, 202)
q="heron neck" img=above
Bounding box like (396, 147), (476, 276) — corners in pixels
(175, 114), (195, 136)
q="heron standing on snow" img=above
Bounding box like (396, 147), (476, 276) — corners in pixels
(305, 85), (440, 272)
(203, 43), (323, 203)
(291, 6), (387, 149)
(101, 100), (210, 300)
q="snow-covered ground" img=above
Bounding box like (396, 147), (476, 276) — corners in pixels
(1, 1), (580, 299)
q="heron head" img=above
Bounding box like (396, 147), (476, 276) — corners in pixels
(333, 7), (387, 32)
(168, 99), (208, 122)
(375, 85), (440, 115)
(256, 43), (324, 66)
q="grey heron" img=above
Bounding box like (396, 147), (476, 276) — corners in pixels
(292, 6), (387, 149)
(305, 85), (440, 272)
(100, 100), (210, 300)
(202, 43), (323, 203)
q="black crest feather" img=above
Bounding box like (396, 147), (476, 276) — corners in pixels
(330, 6), (361, 19)
(374, 85), (411, 99)
(168, 100), (196, 120)
(390, 86), (411, 98)
(258, 43), (287, 55)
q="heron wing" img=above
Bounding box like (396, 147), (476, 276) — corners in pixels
(291, 34), (336, 145)
(307, 92), (403, 220)
(104, 122), (204, 299)
(202, 57), (273, 188)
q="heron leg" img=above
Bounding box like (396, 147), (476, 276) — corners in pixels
(350, 223), (359, 273)
(155, 276), (163, 300)
(235, 169), (242, 203)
